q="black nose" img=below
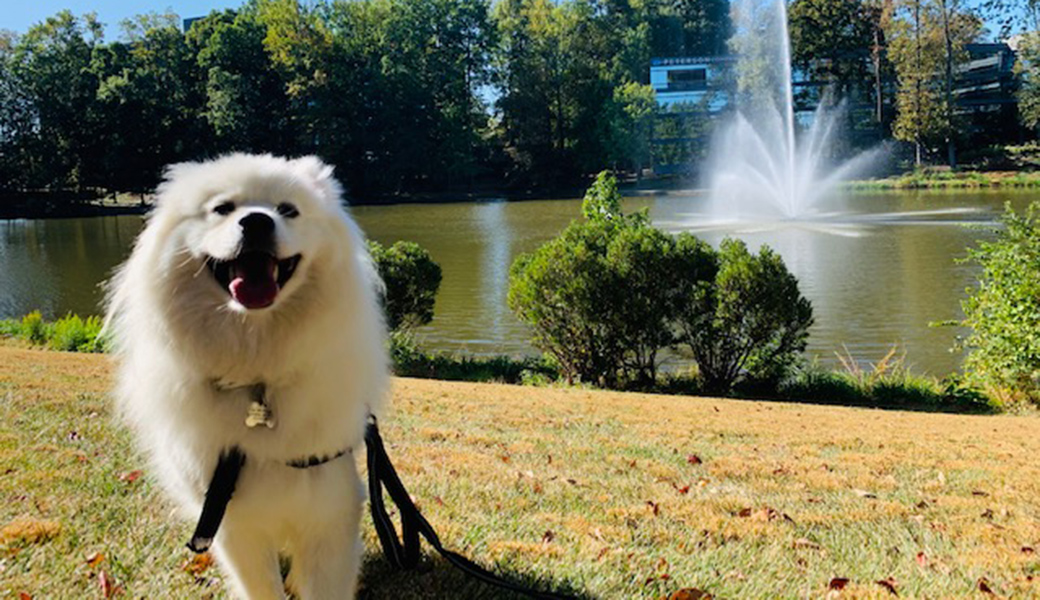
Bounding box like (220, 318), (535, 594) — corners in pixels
(239, 212), (275, 248)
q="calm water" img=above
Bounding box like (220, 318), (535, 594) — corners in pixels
(1, 189), (1032, 374)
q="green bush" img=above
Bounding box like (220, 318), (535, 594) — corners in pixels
(509, 172), (716, 388)
(675, 238), (813, 394)
(960, 202), (1040, 404)
(21, 311), (49, 344)
(49, 314), (106, 353)
(389, 331), (556, 384)
(368, 240), (443, 331)
(0, 311), (107, 352)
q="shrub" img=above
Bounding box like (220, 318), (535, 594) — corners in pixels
(49, 314), (105, 353)
(388, 330), (556, 384)
(675, 238), (813, 394)
(21, 311), (49, 345)
(368, 240), (443, 331)
(960, 202), (1040, 404)
(509, 172), (716, 388)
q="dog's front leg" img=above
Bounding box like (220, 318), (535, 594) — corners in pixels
(285, 465), (365, 600)
(213, 521), (286, 600)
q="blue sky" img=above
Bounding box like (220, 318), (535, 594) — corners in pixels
(4, 1), (245, 37)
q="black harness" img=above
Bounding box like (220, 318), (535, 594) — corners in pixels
(187, 416), (574, 600)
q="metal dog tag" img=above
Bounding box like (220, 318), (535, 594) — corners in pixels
(245, 384), (276, 429)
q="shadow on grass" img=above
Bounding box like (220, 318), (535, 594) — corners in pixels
(359, 552), (595, 600)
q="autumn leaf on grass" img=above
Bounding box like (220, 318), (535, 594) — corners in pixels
(118, 470), (143, 484)
(98, 570), (122, 598)
(85, 552), (105, 568)
(876, 577), (898, 595)
(977, 578), (996, 595)
(659, 588), (713, 600)
(736, 506), (795, 523)
(18, 593), (32, 600)
(686, 455), (702, 465)
(828, 577), (849, 590)
(183, 552), (214, 576)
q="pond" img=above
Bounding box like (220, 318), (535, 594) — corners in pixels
(0, 189), (1031, 375)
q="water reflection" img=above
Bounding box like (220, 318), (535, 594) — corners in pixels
(0, 216), (142, 319)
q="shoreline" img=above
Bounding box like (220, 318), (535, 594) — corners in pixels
(3, 170), (1038, 220)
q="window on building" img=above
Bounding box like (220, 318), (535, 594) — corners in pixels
(667, 68), (707, 91)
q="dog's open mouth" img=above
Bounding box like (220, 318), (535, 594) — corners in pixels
(206, 252), (302, 310)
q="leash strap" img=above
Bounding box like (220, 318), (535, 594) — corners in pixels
(365, 417), (574, 600)
(187, 446), (246, 553)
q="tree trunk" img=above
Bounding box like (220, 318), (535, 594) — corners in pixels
(940, 0), (957, 169)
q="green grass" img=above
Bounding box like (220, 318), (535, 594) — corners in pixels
(3, 345), (1040, 598)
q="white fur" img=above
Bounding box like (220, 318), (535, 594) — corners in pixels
(106, 153), (388, 599)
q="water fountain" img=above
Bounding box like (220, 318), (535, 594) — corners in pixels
(705, 0), (881, 222)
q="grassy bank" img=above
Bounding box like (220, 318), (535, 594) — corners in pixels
(2, 344), (1039, 598)
(848, 170), (1040, 190)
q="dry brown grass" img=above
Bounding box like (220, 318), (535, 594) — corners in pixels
(2, 344), (1039, 598)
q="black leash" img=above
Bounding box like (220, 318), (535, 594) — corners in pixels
(365, 416), (575, 599)
(186, 418), (573, 599)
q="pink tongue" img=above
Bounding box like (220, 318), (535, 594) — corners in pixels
(228, 254), (278, 309)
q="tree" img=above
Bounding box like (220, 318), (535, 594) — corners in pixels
(788, 0), (889, 128)
(90, 13), (206, 193)
(7, 11), (105, 190)
(675, 238), (813, 394)
(883, 0), (979, 167)
(1016, 32), (1040, 131)
(368, 240), (443, 331)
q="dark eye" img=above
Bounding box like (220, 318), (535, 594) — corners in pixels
(213, 201), (235, 216)
(277, 202), (300, 218)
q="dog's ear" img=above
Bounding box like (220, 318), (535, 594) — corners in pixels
(291, 156), (343, 205)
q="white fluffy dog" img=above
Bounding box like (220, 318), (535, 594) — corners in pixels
(106, 154), (388, 599)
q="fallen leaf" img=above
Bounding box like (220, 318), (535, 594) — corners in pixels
(853, 489), (878, 499)
(647, 501), (660, 516)
(686, 455), (702, 465)
(18, 593), (32, 600)
(971, 490), (989, 497)
(119, 470), (142, 484)
(85, 552), (105, 568)
(828, 577), (849, 590)
(182, 552), (213, 575)
(977, 577), (995, 595)
(876, 577), (898, 595)
(661, 588), (713, 600)
(1022, 546), (1035, 554)
(981, 509), (995, 519)
(541, 530), (554, 544)
(915, 552), (927, 567)
(98, 570), (122, 598)
(736, 507), (752, 518)
(672, 482), (690, 495)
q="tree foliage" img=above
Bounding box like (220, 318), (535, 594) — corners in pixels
(883, 0), (979, 166)
(368, 240), (443, 331)
(960, 203), (1040, 404)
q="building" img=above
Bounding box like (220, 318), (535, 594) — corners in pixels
(955, 43), (1019, 144)
(649, 57), (734, 112)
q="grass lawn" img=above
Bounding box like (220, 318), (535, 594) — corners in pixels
(2, 344), (1039, 599)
